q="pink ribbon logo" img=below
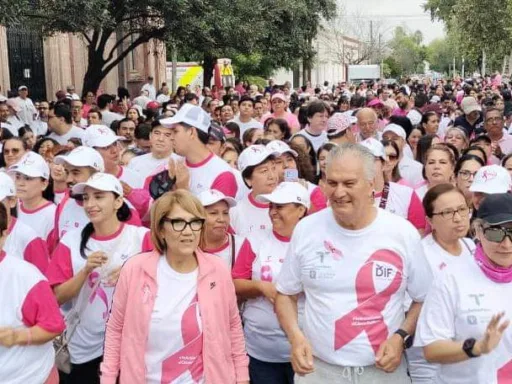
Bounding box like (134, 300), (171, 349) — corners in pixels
(324, 240), (343, 260)
(88, 272), (109, 320)
(261, 265), (273, 282)
(161, 296), (203, 383)
(334, 249), (404, 354)
(498, 359), (512, 383)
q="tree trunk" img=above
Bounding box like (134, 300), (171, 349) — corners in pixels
(82, 49), (107, 97)
(203, 53), (216, 88)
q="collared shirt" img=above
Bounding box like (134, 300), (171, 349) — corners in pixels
(453, 115), (483, 137)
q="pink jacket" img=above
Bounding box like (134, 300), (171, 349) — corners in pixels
(100, 250), (249, 384)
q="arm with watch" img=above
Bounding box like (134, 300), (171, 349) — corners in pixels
(423, 312), (510, 364)
(375, 301), (422, 373)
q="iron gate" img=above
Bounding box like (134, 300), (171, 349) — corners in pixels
(6, 27), (47, 101)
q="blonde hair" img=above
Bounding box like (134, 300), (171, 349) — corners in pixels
(150, 189), (206, 254)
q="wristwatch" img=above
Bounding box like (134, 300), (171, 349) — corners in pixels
(463, 338), (479, 358)
(394, 329), (413, 349)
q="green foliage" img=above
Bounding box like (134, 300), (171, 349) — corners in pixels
(383, 57), (401, 78)
(426, 38), (454, 74)
(385, 27), (427, 75)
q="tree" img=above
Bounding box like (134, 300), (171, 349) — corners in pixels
(385, 26), (427, 75)
(426, 38), (454, 75)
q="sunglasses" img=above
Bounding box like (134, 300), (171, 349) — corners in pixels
(387, 154), (398, 160)
(483, 226), (512, 243)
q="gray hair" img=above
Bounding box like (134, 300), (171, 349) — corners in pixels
(326, 143), (376, 181)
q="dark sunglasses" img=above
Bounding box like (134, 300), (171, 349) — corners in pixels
(483, 226), (512, 243)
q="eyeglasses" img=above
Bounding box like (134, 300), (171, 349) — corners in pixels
(162, 217), (204, 232)
(458, 170), (478, 180)
(3, 148), (21, 155)
(432, 206), (470, 220)
(387, 154), (398, 161)
(483, 226), (512, 243)
(485, 117), (503, 124)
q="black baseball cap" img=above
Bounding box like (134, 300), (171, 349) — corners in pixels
(477, 193), (512, 225)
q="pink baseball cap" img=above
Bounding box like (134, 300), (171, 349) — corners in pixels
(271, 93), (287, 102)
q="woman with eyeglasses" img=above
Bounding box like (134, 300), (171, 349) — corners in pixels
(0, 202), (65, 384)
(232, 182), (309, 384)
(454, 154), (485, 208)
(101, 190), (249, 383)
(1, 137), (27, 169)
(46, 173), (152, 384)
(415, 193), (512, 383)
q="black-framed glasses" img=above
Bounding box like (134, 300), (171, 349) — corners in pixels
(458, 170), (478, 180)
(162, 217), (204, 232)
(483, 226), (512, 243)
(432, 206), (470, 220)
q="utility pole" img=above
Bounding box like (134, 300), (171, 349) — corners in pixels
(461, 57), (465, 79)
(171, 42), (177, 94)
(370, 20), (374, 64)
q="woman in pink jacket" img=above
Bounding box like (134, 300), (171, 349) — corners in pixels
(101, 190), (249, 384)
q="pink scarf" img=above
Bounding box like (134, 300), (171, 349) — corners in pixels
(475, 244), (512, 283)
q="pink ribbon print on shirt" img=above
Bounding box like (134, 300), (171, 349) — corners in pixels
(88, 272), (109, 319)
(161, 295), (203, 384)
(324, 240), (343, 260)
(334, 249), (403, 354)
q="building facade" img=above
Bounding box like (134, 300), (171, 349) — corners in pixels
(0, 26), (166, 101)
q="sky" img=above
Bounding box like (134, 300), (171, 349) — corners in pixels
(341, 0), (445, 44)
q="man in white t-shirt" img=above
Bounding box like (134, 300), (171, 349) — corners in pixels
(15, 85), (37, 125)
(97, 94), (123, 129)
(47, 102), (85, 145)
(295, 101), (328, 152)
(228, 95), (262, 136)
(128, 119), (181, 180)
(141, 76), (157, 100)
(383, 123), (424, 187)
(275, 143), (432, 383)
(31, 101), (49, 136)
(160, 104), (238, 198)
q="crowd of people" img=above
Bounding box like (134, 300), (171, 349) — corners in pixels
(0, 74), (511, 384)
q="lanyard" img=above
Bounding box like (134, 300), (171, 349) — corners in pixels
(379, 182), (390, 210)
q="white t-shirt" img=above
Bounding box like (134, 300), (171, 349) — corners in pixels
(117, 166), (144, 189)
(276, 208), (433, 366)
(233, 168), (250, 202)
(17, 201), (56, 242)
(46, 224), (152, 364)
(230, 193), (272, 238)
(48, 126), (85, 145)
(128, 152), (180, 180)
(407, 235), (476, 383)
(100, 110), (124, 129)
(415, 257), (512, 384)
(30, 119), (48, 136)
(145, 257), (204, 384)
(186, 153), (238, 198)
(15, 97), (37, 124)
(202, 234), (244, 269)
(295, 129), (328, 152)
(232, 230), (300, 362)
(229, 116), (262, 136)
(414, 183), (429, 201)
(399, 156), (424, 188)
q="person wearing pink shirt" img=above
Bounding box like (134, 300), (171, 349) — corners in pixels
(0, 203), (65, 384)
(101, 190), (249, 384)
(261, 93), (300, 133)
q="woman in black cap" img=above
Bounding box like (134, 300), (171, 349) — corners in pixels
(415, 193), (512, 383)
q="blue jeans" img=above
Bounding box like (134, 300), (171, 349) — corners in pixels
(249, 355), (294, 384)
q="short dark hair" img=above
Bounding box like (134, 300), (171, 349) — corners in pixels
(51, 102), (72, 124)
(185, 93), (198, 102)
(135, 123), (151, 140)
(239, 95), (255, 106)
(97, 94), (114, 109)
(306, 101), (328, 119)
(87, 107), (102, 119)
(423, 183), (464, 218)
(484, 106), (503, 119)
(455, 154), (485, 176)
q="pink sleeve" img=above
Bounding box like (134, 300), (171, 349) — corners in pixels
(231, 239), (256, 280)
(126, 188), (151, 220)
(407, 192), (427, 230)
(46, 243), (73, 286)
(211, 171), (238, 198)
(24, 238), (50, 274)
(21, 280), (65, 333)
(141, 231), (153, 252)
(101, 259), (131, 382)
(127, 208), (142, 227)
(309, 186), (327, 214)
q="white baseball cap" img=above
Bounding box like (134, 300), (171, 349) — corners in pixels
(360, 138), (388, 161)
(256, 181), (311, 209)
(0, 172), (16, 201)
(71, 172), (124, 197)
(197, 189), (237, 208)
(469, 165), (512, 194)
(54, 146), (105, 172)
(266, 140), (298, 157)
(84, 125), (124, 148)
(238, 145), (279, 174)
(461, 97), (481, 115)
(407, 109), (422, 126)
(382, 124), (406, 140)
(160, 103), (211, 133)
(8, 152), (50, 180)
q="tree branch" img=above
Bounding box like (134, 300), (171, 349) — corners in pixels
(101, 33), (154, 77)
(81, 31), (92, 46)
